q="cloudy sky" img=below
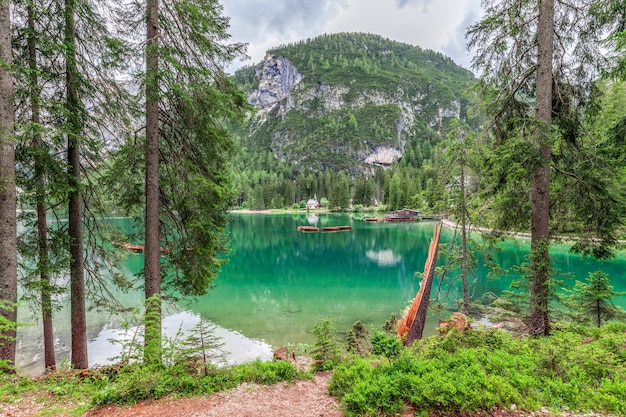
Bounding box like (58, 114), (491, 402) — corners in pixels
(222, 0), (483, 74)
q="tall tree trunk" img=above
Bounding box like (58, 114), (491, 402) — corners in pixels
(65, 0), (88, 369)
(144, 0), (161, 364)
(28, 0), (56, 371)
(0, 0), (17, 368)
(460, 155), (469, 316)
(529, 0), (554, 337)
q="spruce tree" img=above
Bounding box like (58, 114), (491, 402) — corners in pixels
(0, 0), (17, 368)
(565, 271), (626, 327)
(468, 0), (625, 336)
(11, 0), (133, 370)
(112, 0), (247, 364)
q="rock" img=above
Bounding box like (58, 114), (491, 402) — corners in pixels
(248, 55), (304, 111)
(273, 347), (296, 363)
(438, 312), (470, 335)
(364, 146), (403, 166)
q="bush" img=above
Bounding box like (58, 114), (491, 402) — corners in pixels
(330, 326), (626, 416)
(346, 321), (372, 357)
(92, 360), (309, 406)
(311, 319), (342, 370)
(370, 332), (402, 360)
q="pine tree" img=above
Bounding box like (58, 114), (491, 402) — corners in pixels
(143, 0), (161, 365)
(24, 0), (55, 370)
(564, 271), (626, 327)
(11, 0), (133, 369)
(0, 0), (17, 368)
(113, 0), (247, 364)
(468, 0), (624, 336)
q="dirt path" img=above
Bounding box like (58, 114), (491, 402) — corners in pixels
(83, 372), (345, 417)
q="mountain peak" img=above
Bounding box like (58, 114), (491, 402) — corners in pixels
(232, 32), (476, 174)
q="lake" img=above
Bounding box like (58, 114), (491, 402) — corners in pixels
(15, 213), (626, 375)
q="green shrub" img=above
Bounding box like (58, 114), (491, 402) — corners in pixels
(328, 358), (373, 398)
(311, 319), (342, 370)
(91, 360), (308, 406)
(343, 373), (405, 416)
(330, 326), (626, 416)
(370, 331), (402, 360)
(346, 321), (372, 357)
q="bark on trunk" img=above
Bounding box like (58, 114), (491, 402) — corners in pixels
(144, 0), (162, 364)
(528, 0), (554, 337)
(65, 0), (88, 369)
(28, 1), (56, 371)
(460, 158), (469, 316)
(0, 0), (17, 368)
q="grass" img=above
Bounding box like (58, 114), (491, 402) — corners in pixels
(0, 360), (312, 416)
(2, 323), (625, 416)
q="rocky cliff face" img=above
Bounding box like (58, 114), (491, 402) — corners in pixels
(247, 54), (303, 116)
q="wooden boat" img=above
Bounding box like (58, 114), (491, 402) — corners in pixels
(297, 225), (320, 232)
(321, 226), (341, 232)
(114, 242), (144, 252)
(338, 225), (352, 230)
(384, 217), (415, 223)
(113, 242), (171, 254)
(363, 218), (380, 222)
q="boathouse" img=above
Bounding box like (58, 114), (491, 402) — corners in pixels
(384, 208), (419, 222)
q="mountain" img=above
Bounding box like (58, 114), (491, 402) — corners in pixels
(231, 32), (477, 174)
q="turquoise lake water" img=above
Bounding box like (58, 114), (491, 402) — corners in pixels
(184, 213), (626, 347)
(15, 213), (626, 374)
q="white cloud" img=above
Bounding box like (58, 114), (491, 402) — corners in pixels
(223, 0), (483, 73)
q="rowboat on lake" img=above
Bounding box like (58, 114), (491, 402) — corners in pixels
(297, 225), (320, 232)
(113, 242), (171, 254)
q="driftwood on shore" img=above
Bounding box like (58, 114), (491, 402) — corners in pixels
(397, 222), (442, 345)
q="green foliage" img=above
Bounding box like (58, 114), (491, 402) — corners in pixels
(174, 320), (227, 376)
(90, 359), (309, 406)
(0, 301), (17, 371)
(327, 357), (374, 399)
(328, 172), (350, 210)
(370, 332), (402, 361)
(382, 313), (397, 335)
(346, 321), (372, 357)
(143, 295), (162, 365)
(4, 325), (626, 416)
(330, 327), (626, 416)
(311, 319), (342, 370)
(564, 270), (626, 327)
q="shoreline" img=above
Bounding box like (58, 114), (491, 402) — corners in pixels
(441, 218), (626, 245)
(441, 219), (532, 239)
(229, 211), (624, 246)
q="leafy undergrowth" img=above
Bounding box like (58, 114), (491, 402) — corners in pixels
(0, 360), (311, 416)
(2, 324), (625, 417)
(329, 323), (626, 417)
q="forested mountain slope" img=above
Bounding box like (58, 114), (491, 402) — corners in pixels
(231, 32), (477, 175)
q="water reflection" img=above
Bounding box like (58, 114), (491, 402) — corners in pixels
(15, 213), (626, 375)
(16, 308), (272, 376)
(366, 249), (402, 266)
